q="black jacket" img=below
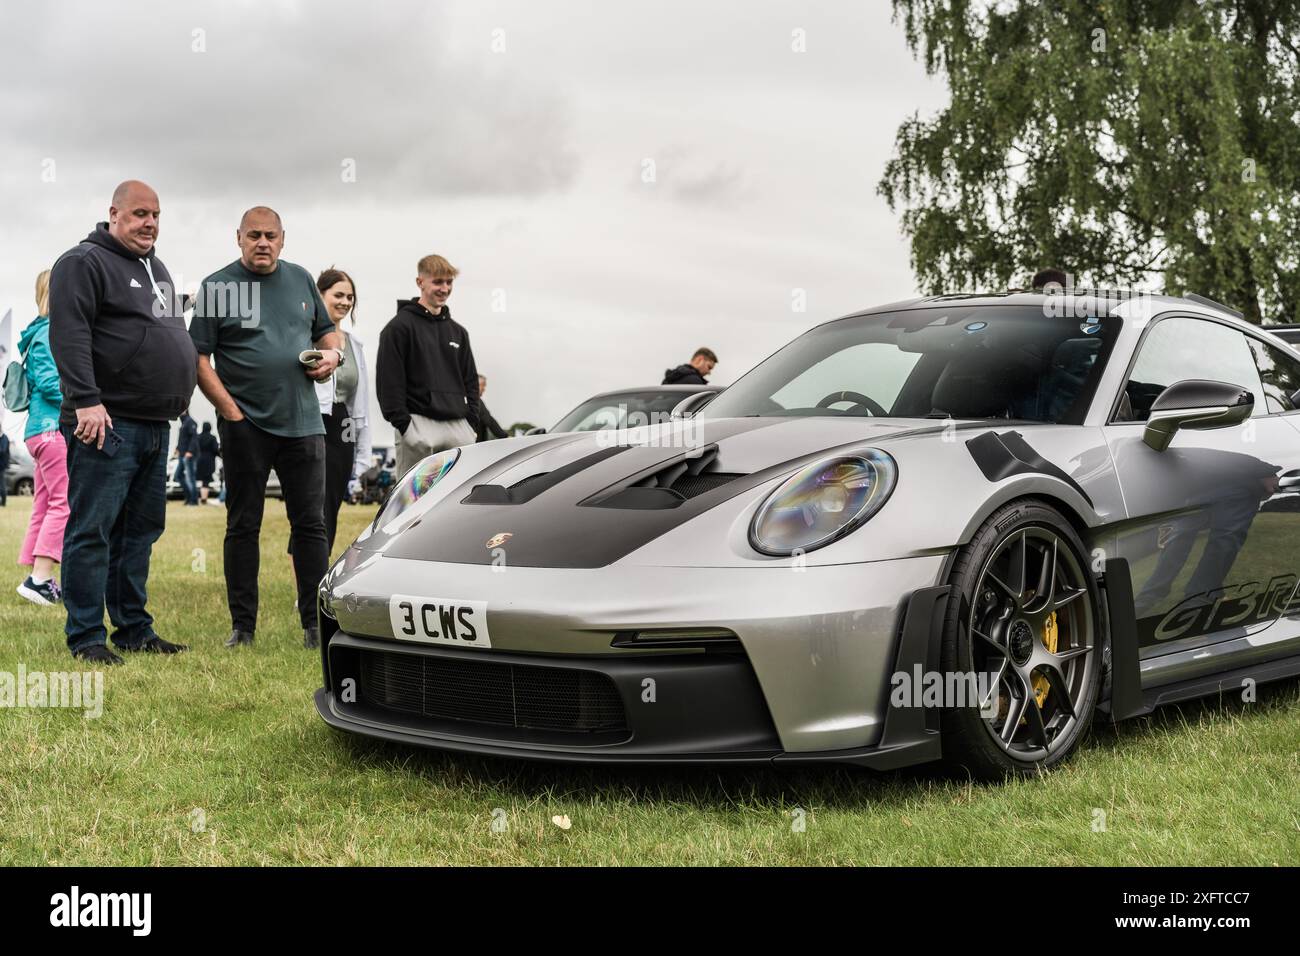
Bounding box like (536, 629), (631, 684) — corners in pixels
(376, 299), (480, 435)
(475, 400), (508, 442)
(663, 363), (707, 386)
(176, 414), (198, 456)
(49, 224), (197, 424)
(196, 430), (219, 482)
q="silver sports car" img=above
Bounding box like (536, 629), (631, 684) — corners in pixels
(315, 292), (1300, 779)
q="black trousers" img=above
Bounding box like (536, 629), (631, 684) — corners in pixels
(218, 416), (326, 632)
(322, 401), (354, 553)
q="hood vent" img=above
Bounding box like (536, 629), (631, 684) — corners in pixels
(582, 444), (745, 510)
(462, 445), (626, 505)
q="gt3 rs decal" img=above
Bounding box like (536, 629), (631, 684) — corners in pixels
(1147, 574), (1300, 643)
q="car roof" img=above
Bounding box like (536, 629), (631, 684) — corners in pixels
(577, 384), (721, 402)
(827, 291), (1271, 336)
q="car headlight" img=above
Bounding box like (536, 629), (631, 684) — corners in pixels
(376, 448), (460, 532)
(749, 450), (897, 556)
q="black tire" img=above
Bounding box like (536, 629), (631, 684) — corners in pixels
(15, 478), (33, 496)
(939, 499), (1106, 780)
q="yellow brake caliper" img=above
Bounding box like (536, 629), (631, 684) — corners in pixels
(1032, 611), (1059, 708)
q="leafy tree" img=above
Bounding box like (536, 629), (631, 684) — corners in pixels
(879, 0), (1300, 323)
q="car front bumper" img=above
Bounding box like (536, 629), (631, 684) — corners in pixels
(316, 548), (950, 763)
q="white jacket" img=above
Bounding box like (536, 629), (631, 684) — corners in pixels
(315, 329), (372, 480)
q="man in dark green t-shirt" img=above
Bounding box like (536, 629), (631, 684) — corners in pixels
(191, 206), (342, 650)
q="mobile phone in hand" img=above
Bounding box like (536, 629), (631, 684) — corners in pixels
(99, 428), (124, 458)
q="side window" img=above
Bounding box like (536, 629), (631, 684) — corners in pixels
(1116, 317), (1266, 422)
(1246, 337), (1300, 413)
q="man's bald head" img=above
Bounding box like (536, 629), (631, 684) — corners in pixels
(239, 206), (282, 232)
(108, 180), (161, 255)
(237, 206), (285, 274)
(112, 179), (157, 208)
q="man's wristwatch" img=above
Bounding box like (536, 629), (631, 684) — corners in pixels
(332, 348), (346, 367)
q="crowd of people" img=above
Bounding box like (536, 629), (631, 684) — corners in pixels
(7, 179), (523, 665)
(7, 179), (721, 665)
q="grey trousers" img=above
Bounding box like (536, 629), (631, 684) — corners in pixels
(395, 414), (476, 479)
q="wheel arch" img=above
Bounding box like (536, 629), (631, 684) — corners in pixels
(953, 479), (1103, 560)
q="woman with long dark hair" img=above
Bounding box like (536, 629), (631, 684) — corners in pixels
(314, 267), (371, 552)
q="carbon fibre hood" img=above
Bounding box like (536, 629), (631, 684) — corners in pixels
(382, 416), (947, 568)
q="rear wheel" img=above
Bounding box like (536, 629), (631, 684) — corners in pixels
(939, 500), (1105, 780)
(15, 478), (33, 496)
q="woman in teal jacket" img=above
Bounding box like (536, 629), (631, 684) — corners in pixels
(16, 269), (69, 607)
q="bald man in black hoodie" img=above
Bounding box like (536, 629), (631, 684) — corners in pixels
(49, 180), (198, 664)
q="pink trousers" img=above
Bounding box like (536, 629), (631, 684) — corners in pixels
(19, 430), (69, 566)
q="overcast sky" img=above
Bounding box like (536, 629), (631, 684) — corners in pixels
(0, 0), (945, 445)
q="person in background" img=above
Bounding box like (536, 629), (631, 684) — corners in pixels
(16, 269), (70, 605)
(1032, 268), (1069, 291)
(313, 267), (371, 552)
(475, 374), (508, 442)
(196, 421), (219, 504)
(376, 254), (479, 479)
(175, 409), (199, 505)
(191, 205), (341, 651)
(662, 347), (718, 385)
(49, 179), (198, 663)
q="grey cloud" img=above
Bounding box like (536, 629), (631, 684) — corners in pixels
(0, 0), (579, 201)
(667, 161), (748, 206)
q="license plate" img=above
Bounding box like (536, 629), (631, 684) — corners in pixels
(388, 595), (492, 648)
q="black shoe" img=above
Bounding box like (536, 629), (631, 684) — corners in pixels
(303, 626), (320, 649)
(75, 644), (125, 666)
(225, 629), (255, 648)
(140, 635), (188, 654)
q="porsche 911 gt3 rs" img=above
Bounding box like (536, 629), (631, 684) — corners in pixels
(315, 292), (1300, 779)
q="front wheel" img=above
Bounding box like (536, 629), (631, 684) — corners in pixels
(939, 500), (1105, 780)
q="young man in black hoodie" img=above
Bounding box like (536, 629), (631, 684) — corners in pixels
(49, 180), (198, 664)
(662, 347), (718, 386)
(376, 254), (480, 478)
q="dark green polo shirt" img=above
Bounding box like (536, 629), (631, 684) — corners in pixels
(190, 259), (334, 437)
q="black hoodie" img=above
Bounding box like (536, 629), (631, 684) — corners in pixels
(375, 299), (480, 435)
(48, 223), (198, 424)
(662, 363), (707, 386)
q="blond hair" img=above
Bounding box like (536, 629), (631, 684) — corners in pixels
(417, 254), (459, 279)
(35, 269), (51, 316)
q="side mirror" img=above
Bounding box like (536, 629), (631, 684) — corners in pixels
(524, 426), (547, 436)
(1142, 379), (1254, 451)
(670, 391), (718, 420)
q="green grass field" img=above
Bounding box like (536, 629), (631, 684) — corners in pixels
(0, 497), (1296, 865)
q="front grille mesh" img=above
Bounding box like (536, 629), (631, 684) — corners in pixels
(358, 650), (627, 733)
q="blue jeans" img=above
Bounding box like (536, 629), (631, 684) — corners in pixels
(181, 455), (199, 505)
(61, 419), (168, 653)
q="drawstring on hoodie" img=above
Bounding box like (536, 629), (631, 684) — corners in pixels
(140, 257), (168, 311)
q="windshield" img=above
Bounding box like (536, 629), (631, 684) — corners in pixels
(551, 390), (705, 432)
(701, 306), (1121, 424)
